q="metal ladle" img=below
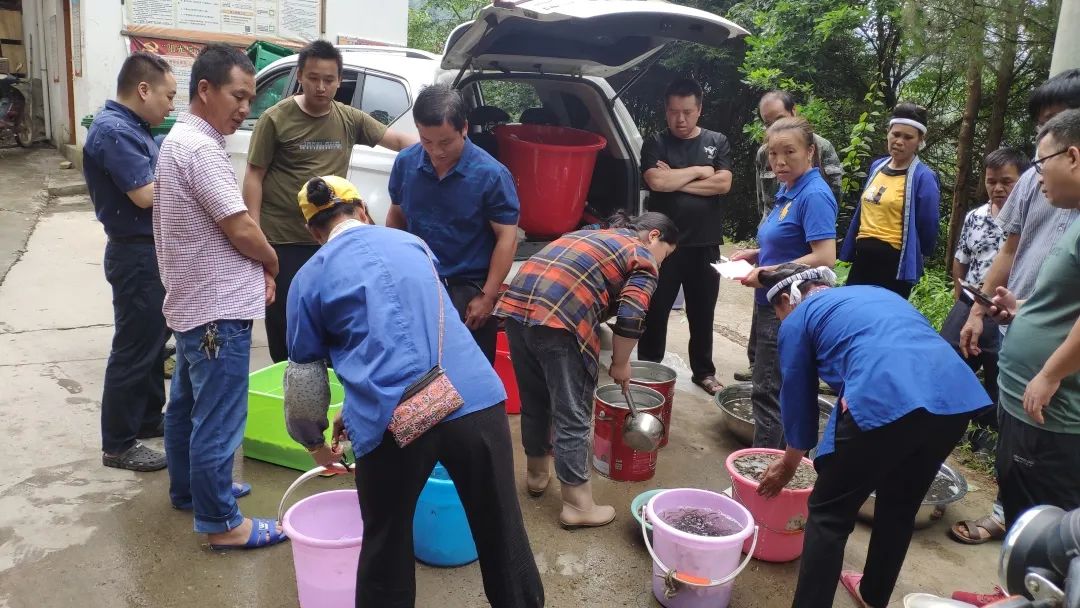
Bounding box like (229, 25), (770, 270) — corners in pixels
(622, 385), (665, 452)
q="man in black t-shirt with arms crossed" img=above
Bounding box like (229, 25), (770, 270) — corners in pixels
(638, 78), (733, 395)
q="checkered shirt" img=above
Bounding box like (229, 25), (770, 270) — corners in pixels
(495, 229), (659, 378)
(153, 113), (264, 332)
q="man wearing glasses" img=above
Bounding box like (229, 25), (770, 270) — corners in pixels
(949, 69), (1080, 547)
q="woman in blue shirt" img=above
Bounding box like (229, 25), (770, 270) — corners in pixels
(733, 116), (837, 449)
(755, 263), (990, 608)
(283, 177), (543, 607)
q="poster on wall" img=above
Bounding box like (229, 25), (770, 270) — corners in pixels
(129, 37), (207, 113)
(126, 0), (319, 41)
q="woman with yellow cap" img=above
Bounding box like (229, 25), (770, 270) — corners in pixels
(283, 176), (543, 608)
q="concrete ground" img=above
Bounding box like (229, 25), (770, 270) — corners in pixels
(0, 146), (1001, 607)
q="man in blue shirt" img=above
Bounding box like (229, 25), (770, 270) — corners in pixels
(283, 176), (542, 607)
(387, 84), (519, 363)
(84, 52), (176, 472)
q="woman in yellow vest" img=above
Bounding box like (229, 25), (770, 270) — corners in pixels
(840, 103), (941, 298)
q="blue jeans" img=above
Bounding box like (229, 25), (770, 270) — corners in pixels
(165, 319), (252, 533)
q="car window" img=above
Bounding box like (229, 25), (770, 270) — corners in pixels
(337, 70), (361, 105)
(360, 74), (409, 126)
(242, 69), (293, 129)
(479, 81), (542, 123)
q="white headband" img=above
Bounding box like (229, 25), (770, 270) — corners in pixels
(765, 266), (838, 305)
(889, 118), (927, 135)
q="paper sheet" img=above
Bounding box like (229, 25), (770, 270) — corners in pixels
(711, 260), (755, 280)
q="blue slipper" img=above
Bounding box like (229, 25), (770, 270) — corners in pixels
(171, 482), (252, 511)
(208, 517), (288, 551)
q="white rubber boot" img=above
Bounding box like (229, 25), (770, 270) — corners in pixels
(559, 480), (616, 529)
(526, 455), (551, 497)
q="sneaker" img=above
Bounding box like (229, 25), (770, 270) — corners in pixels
(733, 367), (753, 382)
(103, 442), (167, 472)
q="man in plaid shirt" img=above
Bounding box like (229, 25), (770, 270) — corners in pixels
(495, 212), (677, 528)
(154, 44), (284, 550)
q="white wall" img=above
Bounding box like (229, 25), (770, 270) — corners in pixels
(326, 0), (408, 46)
(72, 0), (128, 148)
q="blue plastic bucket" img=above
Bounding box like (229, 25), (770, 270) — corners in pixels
(413, 463), (478, 567)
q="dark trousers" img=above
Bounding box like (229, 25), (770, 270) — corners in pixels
(100, 241), (170, 454)
(846, 238), (914, 299)
(940, 298), (1000, 433)
(638, 245), (720, 379)
(445, 279), (497, 364)
(746, 305), (758, 368)
(504, 320), (595, 485)
(265, 243), (320, 363)
(750, 304), (784, 448)
(353, 405), (544, 608)
(792, 408), (969, 608)
(996, 410), (1080, 526)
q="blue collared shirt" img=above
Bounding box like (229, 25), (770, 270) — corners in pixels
(83, 100), (159, 238)
(286, 224), (507, 457)
(778, 286), (991, 457)
(388, 139), (519, 280)
(755, 168), (837, 305)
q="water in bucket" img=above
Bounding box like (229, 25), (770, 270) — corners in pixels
(645, 489), (756, 608)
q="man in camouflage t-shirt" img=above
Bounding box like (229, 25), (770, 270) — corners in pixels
(243, 40), (415, 361)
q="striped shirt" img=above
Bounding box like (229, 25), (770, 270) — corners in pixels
(495, 229), (659, 378)
(153, 113), (264, 332)
(997, 167), (1080, 299)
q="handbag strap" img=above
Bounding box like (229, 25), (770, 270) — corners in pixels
(423, 249), (445, 368)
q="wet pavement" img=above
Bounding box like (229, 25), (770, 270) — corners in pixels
(0, 146), (1001, 607)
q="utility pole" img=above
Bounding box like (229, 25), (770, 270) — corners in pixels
(1050, 0), (1080, 75)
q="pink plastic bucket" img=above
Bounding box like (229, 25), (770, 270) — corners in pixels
(280, 467), (363, 607)
(643, 488), (758, 608)
(726, 448), (814, 562)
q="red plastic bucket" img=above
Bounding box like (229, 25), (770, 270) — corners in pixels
(630, 362), (677, 448)
(725, 448), (814, 562)
(494, 330), (520, 415)
(592, 383), (664, 482)
(494, 124), (607, 238)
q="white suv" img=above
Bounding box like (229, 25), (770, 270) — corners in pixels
(227, 0), (747, 246)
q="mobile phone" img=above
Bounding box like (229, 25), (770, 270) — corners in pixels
(959, 280), (996, 308)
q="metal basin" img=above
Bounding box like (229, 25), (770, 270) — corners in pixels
(713, 382), (834, 446)
(857, 464), (968, 529)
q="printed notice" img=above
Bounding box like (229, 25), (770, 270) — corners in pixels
(221, 0), (256, 35)
(255, 0), (278, 35)
(177, 0), (221, 31)
(279, 0), (318, 40)
(128, 0), (174, 27)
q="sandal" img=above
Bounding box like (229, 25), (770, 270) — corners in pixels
(208, 517), (288, 551)
(172, 482), (252, 511)
(102, 442), (167, 472)
(840, 570), (868, 608)
(951, 586), (1009, 606)
(949, 515), (1006, 545)
(692, 375), (724, 396)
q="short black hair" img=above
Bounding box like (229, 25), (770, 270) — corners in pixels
(1037, 108), (1080, 149)
(1028, 69), (1080, 123)
(189, 43), (255, 101)
(117, 52), (172, 96)
(297, 40), (343, 76)
(413, 83), (467, 131)
(760, 90), (796, 113)
(665, 78), (703, 106)
(891, 101), (929, 127)
(984, 147), (1031, 175)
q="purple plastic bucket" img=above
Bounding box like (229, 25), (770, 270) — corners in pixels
(644, 489), (757, 608)
(282, 489), (363, 608)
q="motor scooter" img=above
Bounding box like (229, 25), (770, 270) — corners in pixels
(0, 73), (33, 147)
(904, 506), (1079, 608)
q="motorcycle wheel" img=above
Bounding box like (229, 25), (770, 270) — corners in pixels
(15, 117), (32, 147)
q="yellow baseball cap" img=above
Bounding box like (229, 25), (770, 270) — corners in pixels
(297, 175), (364, 222)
